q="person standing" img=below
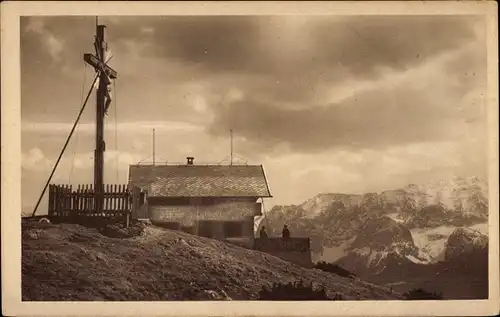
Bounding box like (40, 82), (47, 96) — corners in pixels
(282, 224), (290, 239)
(260, 226), (268, 238)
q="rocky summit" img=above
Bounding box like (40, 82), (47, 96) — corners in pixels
(22, 220), (400, 301)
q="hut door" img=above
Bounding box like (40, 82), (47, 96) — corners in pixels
(198, 220), (213, 238)
(131, 186), (141, 219)
(223, 221), (243, 238)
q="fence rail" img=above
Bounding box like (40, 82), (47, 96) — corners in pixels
(48, 184), (132, 225)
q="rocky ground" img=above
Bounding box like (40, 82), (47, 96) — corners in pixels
(22, 219), (401, 301)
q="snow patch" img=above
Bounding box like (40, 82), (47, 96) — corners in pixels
(353, 248), (389, 268)
(318, 238), (354, 262)
(374, 251), (389, 267)
(411, 226), (458, 263)
(386, 212), (405, 223)
(410, 223), (488, 263)
(470, 222), (488, 235)
(406, 254), (428, 264)
(353, 247), (371, 257)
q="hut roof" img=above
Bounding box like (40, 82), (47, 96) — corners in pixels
(128, 164), (272, 198)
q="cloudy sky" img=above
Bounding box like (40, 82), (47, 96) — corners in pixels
(21, 15), (487, 214)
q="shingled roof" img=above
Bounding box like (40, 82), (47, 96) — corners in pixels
(128, 164), (272, 198)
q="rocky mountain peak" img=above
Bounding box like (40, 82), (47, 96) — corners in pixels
(299, 193), (362, 217)
(350, 216), (415, 251)
(444, 227), (488, 261)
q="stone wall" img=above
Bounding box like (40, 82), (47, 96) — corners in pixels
(225, 237), (255, 249)
(254, 237), (313, 268)
(148, 198), (260, 240)
(149, 198), (260, 223)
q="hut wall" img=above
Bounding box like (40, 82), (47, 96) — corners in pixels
(148, 197), (261, 242)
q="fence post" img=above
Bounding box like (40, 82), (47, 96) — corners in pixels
(48, 185), (53, 217)
(66, 185), (69, 221)
(90, 183), (94, 216)
(83, 184), (87, 214)
(55, 185), (60, 218)
(113, 184), (117, 215)
(69, 184), (73, 221)
(77, 184), (81, 215)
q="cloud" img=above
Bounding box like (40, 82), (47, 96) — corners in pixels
(260, 137), (487, 206)
(67, 15), (482, 108)
(22, 148), (53, 172)
(208, 88), (461, 153)
(207, 36), (486, 153)
(141, 26), (155, 34)
(321, 41), (481, 105)
(23, 17), (65, 62)
(305, 16), (479, 79)
(171, 15), (480, 107)
(21, 120), (204, 134)
(21, 15), (484, 122)
(22, 148), (144, 180)
(104, 16), (478, 77)
(62, 150), (144, 172)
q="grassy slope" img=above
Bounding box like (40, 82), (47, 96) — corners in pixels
(381, 249), (489, 299)
(22, 222), (401, 301)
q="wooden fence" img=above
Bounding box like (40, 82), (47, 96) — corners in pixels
(48, 184), (133, 226)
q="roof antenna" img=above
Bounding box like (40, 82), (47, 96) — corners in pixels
(230, 129), (233, 166)
(152, 128), (156, 166)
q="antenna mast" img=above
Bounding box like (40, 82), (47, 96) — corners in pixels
(153, 128), (156, 165)
(230, 129), (233, 166)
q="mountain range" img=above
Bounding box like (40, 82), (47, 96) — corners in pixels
(258, 176), (489, 299)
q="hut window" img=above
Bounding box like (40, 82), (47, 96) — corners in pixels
(223, 221), (243, 238)
(198, 220), (213, 238)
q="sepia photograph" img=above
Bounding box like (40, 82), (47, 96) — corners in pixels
(2, 1), (499, 316)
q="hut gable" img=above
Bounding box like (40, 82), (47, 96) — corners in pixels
(128, 164), (272, 198)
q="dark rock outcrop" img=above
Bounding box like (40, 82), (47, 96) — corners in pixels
(444, 227), (488, 261)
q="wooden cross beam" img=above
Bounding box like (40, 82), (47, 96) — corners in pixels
(84, 53), (117, 79)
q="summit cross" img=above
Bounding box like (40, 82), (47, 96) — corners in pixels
(84, 24), (118, 214)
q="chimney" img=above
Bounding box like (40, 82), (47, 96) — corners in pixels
(186, 157), (194, 165)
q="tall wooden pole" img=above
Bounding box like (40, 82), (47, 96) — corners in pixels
(85, 22), (117, 214)
(94, 24), (106, 214)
